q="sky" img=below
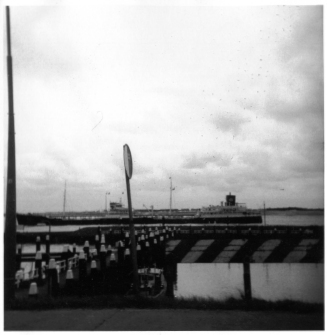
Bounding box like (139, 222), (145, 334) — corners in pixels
(2, 2), (324, 213)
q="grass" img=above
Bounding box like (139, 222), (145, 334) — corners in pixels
(8, 294), (323, 314)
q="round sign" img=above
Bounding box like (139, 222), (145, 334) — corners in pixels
(123, 144), (133, 179)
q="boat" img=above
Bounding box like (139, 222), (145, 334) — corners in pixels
(16, 193), (262, 226)
(135, 267), (164, 296)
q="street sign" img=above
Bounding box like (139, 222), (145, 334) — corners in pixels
(123, 144), (133, 179)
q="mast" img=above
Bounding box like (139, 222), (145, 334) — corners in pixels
(169, 177), (175, 215)
(4, 6), (17, 307)
(63, 181), (66, 216)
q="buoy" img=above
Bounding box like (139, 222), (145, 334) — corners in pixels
(91, 260), (97, 269)
(137, 244), (141, 251)
(101, 234), (106, 244)
(100, 245), (106, 253)
(28, 282), (38, 297)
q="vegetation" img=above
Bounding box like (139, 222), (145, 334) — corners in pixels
(8, 295), (323, 314)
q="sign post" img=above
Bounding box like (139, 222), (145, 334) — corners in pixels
(123, 144), (139, 293)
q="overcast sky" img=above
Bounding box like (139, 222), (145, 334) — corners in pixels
(3, 3), (324, 212)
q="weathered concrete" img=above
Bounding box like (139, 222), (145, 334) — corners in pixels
(4, 308), (323, 331)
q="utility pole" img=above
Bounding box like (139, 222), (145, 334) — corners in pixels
(4, 6), (17, 308)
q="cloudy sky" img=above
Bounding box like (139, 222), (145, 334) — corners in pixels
(3, 3), (324, 212)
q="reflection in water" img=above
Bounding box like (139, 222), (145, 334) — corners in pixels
(175, 263), (323, 303)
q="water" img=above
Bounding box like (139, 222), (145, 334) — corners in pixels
(17, 212), (324, 233)
(264, 213), (324, 226)
(175, 263), (324, 303)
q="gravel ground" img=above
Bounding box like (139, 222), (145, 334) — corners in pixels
(5, 308), (324, 331)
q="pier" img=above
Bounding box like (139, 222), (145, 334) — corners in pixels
(14, 224), (323, 301)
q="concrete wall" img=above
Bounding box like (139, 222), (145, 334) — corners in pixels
(176, 263), (324, 303)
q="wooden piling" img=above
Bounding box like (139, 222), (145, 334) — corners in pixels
(45, 234), (50, 264)
(100, 245), (107, 272)
(243, 257), (252, 301)
(83, 241), (90, 259)
(48, 259), (59, 297)
(36, 236), (41, 252)
(95, 235), (100, 254)
(16, 244), (22, 270)
(35, 251), (43, 284)
(78, 252), (87, 283)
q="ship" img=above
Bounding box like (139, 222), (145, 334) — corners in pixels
(16, 193), (262, 226)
